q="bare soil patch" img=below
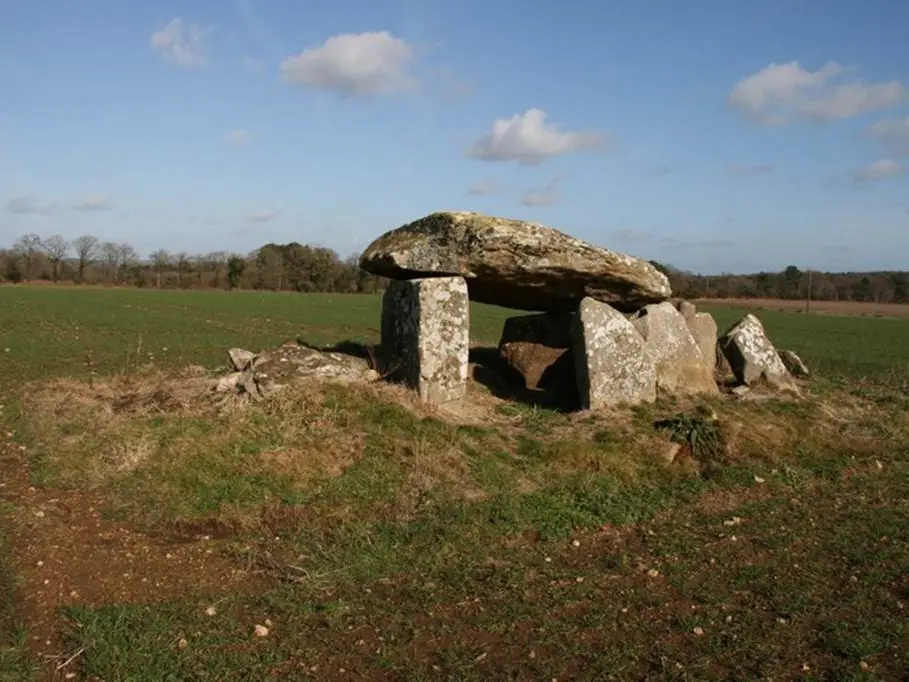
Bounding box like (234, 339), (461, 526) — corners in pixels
(701, 297), (909, 318)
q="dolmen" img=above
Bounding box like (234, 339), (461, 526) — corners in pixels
(360, 211), (798, 408)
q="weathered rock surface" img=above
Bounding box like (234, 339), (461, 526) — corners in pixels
(676, 300), (697, 323)
(631, 302), (718, 395)
(778, 349), (809, 377)
(572, 298), (656, 409)
(688, 313), (718, 375)
(361, 211), (671, 312)
(719, 314), (796, 390)
(228, 348), (256, 372)
(498, 313), (574, 390)
(381, 276), (470, 405)
(214, 343), (379, 399)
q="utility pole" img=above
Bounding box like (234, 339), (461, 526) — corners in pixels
(806, 269), (813, 313)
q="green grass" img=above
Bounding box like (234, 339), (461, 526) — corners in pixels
(1, 285), (909, 679)
(0, 286), (512, 383)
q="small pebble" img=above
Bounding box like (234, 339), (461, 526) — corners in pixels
(254, 624), (269, 637)
(205, 606), (217, 617)
(692, 626), (705, 636)
(647, 569), (660, 578)
(754, 475), (765, 483)
(571, 539), (581, 548)
(34, 510), (46, 518)
(178, 638), (188, 649)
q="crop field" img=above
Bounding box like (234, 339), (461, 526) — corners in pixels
(1, 285), (908, 681)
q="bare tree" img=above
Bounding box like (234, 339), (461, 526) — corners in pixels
(149, 249), (171, 288)
(101, 242), (120, 283)
(72, 235), (100, 283)
(42, 235), (70, 282)
(13, 233), (44, 280)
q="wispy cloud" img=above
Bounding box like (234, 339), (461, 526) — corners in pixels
(467, 178), (504, 196)
(225, 129), (253, 146)
(726, 163), (774, 175)
(247, 210), (280, 223)
(150, 18), (212, 68)
(71, 194), (112, 211)
(520, 176), (563, 207)
(855, 158), (903, 184)
(6, 195), (58, 216)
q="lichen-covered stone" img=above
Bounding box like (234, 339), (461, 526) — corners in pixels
(361, 211), (671, 312)
(777, 349), (809, 378)
(213, 343), (379, 399)
(381, 276), (469, 405)
(251, 344), (379, 396)
(572, 298), (656, 409)
(688, 312), (718, 375)
(720, 314), (796, 390)
(498, 313), (574, 390)
(631, 302), (718, 395)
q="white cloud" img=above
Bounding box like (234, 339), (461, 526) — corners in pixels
(247, 210), (279, 223)
(226, 129), (252, 146)
(6, 195), (58, 215)
(520, 177), (562, 207)
(467, 178), (503, 196)
(280, 31), (416, 95)
(726, 163), (774, 175)
(150, 18), (211, 68)
(855, 158), (903, 183)
(867, 116), (909, 155)
(467, 109), (605, 165)
(71, 194), (112, 211)
(728, 61), (907, 125)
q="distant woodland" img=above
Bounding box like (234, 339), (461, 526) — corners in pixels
(1, 232), (907, 303)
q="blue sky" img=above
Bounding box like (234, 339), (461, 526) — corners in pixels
(1, 0), (908, 274)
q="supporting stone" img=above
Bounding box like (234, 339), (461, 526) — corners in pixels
(381, 276), (470, 405)
(688, 312), (718, 375)
(631, 302), (718, 395)
(572, 298), (656, 409)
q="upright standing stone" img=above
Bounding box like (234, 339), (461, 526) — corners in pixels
(381, 276), (470, 405)
(572, 298), (656, 409)
(631, 302), (718, 395)
(688, 313), (719, 375)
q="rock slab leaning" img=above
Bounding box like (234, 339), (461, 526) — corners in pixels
(381, 276), (470, 405)
(719, 314), (796, 390)
(572, 298), (656, 409)
(361, 211), (672, 312)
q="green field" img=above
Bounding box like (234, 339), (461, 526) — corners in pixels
(1, 286), (908, 681)
(2, 286), (907, 385)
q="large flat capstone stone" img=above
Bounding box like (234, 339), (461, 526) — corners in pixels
(360, 211), (672, 312)
(381, 276), (470, 405)
(572, 298), (656, 409)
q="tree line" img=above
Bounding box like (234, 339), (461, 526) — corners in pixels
(0, 233), (906, 303)
(0, 234), (386, 293)
(653, 262), (909, 304)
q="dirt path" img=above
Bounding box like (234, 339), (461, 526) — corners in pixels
(0, 433), (263, 680)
